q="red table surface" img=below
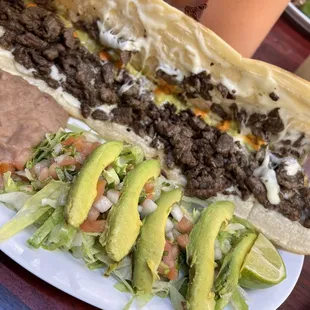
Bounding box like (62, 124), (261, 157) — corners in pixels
(1, 15), (310, 310)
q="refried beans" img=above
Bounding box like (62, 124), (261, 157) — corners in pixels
(0, 69), (68, 170)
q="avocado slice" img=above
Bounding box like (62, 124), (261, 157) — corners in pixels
(133, 188), (183, 294)
(65, 141), (123, 228)
(101, 159), (161, 262)
(214, 233), (257, 310)
(186, 201), (235, 310)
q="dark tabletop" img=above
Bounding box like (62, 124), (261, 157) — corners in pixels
(1, 15), (310, 310)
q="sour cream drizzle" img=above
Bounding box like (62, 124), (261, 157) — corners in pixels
(254, 151), (280, 205)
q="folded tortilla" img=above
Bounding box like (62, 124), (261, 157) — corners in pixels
(1, 0), (310, 254)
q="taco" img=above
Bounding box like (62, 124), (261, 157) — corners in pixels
(0, 0), (310, 254)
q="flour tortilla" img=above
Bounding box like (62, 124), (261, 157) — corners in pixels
(1, 1), (310, 254)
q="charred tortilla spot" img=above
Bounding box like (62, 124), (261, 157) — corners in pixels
(269, 92), (280, 101)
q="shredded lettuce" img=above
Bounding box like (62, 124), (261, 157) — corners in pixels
(112, 145), (144, 179)
(28, 206), (64, 248)
(103, 168), (120, 186)
(2, 172), (19, 193)
(169, 285), (186, 310)
(182, 195), (208, 208)
(231, 286), (248, 310)
(0, 192), (32, 212)
(42, 220), (77, 251)
(26, 130), (81, 168)
(0, 180), (69, 241)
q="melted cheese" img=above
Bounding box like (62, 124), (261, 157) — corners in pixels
(284, 158), (301, 176)
(254, 152), (280, 205)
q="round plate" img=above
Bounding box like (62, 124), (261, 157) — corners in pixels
(0, 202), (304, 310)
(286, 3), (310, 34)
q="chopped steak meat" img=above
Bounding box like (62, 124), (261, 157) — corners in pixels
(0, 0), (309, 226)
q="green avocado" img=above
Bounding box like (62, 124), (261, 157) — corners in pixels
(214, 233), (257, 310)
(101, 159), (161, 262)
(133, 188), (183, 294)
(186, 201), (235, 310)
(65, 141), (123, 228)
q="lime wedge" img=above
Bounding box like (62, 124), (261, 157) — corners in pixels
(239, 233), (286, 289)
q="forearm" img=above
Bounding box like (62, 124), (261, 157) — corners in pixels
(200, 0), (290, 57)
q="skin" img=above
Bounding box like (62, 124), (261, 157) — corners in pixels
(101, 159), (161, 262)
(186, 201), (235, 310)
(133, 188), (183, 294)
(65, 141), (123, 228)
(200, 0), (290, 57)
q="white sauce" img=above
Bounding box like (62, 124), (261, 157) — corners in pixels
(156, 64), (183, 82)
(118, 81), (134, 96)
(284, 158), (301, 176)
(97, 21), (143, 51)
(97, 104), (117, 115)
(254, 151), (280, 205)
(50, 65), (66, 82)
(15, 62), (36, 76)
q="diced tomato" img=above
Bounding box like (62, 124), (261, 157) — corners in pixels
(81, 142), (101, 158)
(80, 219), (106, 233)
(99, 50), (110, 61)
(0, 163), (15, 175)
(62, 136), (100, 159)
(87, 206), (100, 221)
(163, 240), (179, 268)
(177, 234), (190, 249)
(48, 163), (59, 180)
(62, 136), (82, 146)
(95, 179), (106, 202)
(57, 155), (78, 167)
(144, 182), (154, 200)
(62, 136), (87, 152)
(145, 182), (154, 193)
(167, 267), (178, 280)
(175, 216), (193, 234)
(38, 167), (49, 182)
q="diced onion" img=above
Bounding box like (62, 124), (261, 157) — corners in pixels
(34, 160), (49, 176)
(165, 218), (174, 232)
(141, 199), (158, 218)
(94, 196), (113, 213)
(166, 231), (175, 241)
(106, 190), (120, 205)
(171, 204), (183, 222)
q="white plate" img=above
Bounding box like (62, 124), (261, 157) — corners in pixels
(0, 202), (304, 310)
(0, 118), (304, 309)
